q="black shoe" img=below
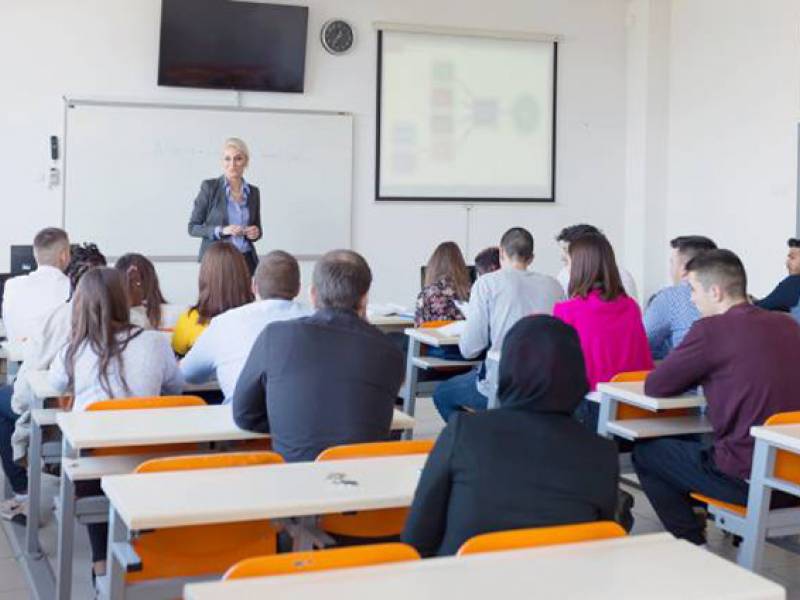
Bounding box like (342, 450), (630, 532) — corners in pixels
(616, 489), (635, 532)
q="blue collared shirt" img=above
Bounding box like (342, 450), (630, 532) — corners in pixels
(643, 281), (700, 359)
(215, 178), (251, 253)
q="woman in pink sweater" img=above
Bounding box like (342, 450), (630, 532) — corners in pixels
(554, 233), (653, 426)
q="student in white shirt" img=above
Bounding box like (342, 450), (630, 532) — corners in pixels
(2, 227), (71, 342)
(48, 266), (182, 578)
(181, 250), (310, 401)
(555, 224), (638, 301)
(433, 227), (564, 423)
(0, 243), (106, 523)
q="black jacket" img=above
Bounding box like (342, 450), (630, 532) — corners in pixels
(232, 308), (404, 462)
(401, 410), (619, 556)
(188, 175), (262, 260)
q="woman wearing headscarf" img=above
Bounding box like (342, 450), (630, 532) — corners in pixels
(402, 315), (619, 557)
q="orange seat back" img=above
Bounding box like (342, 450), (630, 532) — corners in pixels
(765, 411), (800, 484)
(316, 440), (435, 538)
(608, 371), (689, 420)
(127, 451), (284, 583)
(223, 543), (420, 580)
(85, 396), (207, 456)
(457, 521), (626, 556)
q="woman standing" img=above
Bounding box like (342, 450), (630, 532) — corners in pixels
(188, 138), (262, 275)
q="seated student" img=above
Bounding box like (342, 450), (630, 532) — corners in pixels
(402, 316), (619, 557)
(755, 237), (800, 312)
(0, 243), (106, 522)
(115, 253), (168, 329)
(633, 250), (800, 545)
(232, 249), (404, 462)
(433, 227), (563, 422)
(415, 241), (471, 326)
(2, 227), (71, 342)
(644, 235), (717, 359)
(180, 250), (310, 402)
(554, 233), (653, 397)
(48, 267), (183, 577)
(172, 242), (254, 356)
(555, 224), (638, 300)
(473, 246), (500, 277)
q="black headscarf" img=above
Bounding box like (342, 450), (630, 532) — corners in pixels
(497, 315), (589, 414)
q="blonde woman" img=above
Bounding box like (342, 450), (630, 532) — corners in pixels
(188, 137), (262, 274)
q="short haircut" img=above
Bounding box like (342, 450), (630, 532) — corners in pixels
(500, 227), (534, 262)
(33, 227), (69, 266)
(685, 249), (747, 299)
(312, 249), (372, 311)
(255, 250), (300, 300)
(223, 137), (249, 163)
(788, 238), (800, 249)
(474, 246), (500, 276)
(670, 235), (717, 263)
(567, 233), (625, 301)
(556, 224), (601, 245)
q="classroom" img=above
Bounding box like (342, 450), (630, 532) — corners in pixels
(1, 0), (799, 598)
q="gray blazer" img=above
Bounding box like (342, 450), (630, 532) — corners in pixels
(188, 175), (262, 260)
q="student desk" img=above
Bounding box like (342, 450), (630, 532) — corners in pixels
(400, 328), (480, 438)
(47, 405), (415, 600)
(183, 533), (784, 600)
(369, 314), (415, 334)
(595, 380), (711, 440)
(737, 424), (800, 570)
(100, 454), (427, 600)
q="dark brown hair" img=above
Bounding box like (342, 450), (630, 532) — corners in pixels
(685, 249), (747, 299)
(567, 233), (626, 301)
(115, 254), (167, 328)
(65, 267), (141, 398)
(255, 250), (300, 300)
(194, 242), (254, 324)
(312, 249), (371, 311)
(500, 227), (534, 262)
(474, 246), (500, 276)
(424, 242), (471, 301)
(65, 243), (107, 300)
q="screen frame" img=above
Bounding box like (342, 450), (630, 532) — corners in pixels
(374, 30), (558, 203)
(157, 0), (309, 94)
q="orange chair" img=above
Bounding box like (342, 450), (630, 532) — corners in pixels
(608, 371), (690, 421)
(127, 451), (284, 583)
(85, 395), (207, 456)
(457, 521), (626, 556)
(689, 410), (800, 569)
(223, 543), (420, 580)
(316, 440), (435, 538)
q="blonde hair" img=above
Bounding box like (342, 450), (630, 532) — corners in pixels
(223, 137), (250, 164)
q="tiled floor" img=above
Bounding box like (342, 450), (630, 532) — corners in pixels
(2, 397), (800, 599)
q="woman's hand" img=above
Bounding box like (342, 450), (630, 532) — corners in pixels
(222, 225), (243, 237)
(245, 225), (260, 240)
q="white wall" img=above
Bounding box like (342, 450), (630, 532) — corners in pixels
(0, 0), (629, 306)
(4, 1), (797, 306)
(664, 0), (800, 297)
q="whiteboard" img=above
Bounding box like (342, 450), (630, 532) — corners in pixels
(64, 101), (352, 258)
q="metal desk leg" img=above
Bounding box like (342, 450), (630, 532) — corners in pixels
(400, 338), (420, 440)
(25, 414), (43, 557)
(597, 393), (617, 438)
(738, 440), (776, 570)
(55, 440), (77, 600)
(106, 508), (128, 600)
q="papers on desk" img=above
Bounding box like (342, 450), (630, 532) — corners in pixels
(436, 321), (465, 336)
(367, 303), (414, 319)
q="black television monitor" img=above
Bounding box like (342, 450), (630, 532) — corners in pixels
(158, 0), (309, 93)
(10, 246), (35, 276)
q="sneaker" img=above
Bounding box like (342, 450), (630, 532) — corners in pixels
(0, 497), (27, 521)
